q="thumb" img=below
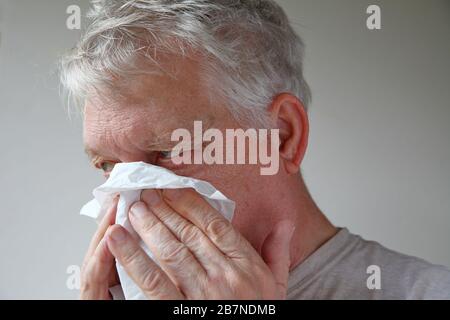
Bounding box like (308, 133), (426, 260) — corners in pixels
(261, 220), (295, 298)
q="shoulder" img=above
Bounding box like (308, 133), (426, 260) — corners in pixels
(337, 230), (450, 299)
(288, 228), (450, 299)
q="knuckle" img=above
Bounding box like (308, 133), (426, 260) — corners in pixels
(159, 241), (192, 265)
(154, 205), (173, 220)
(205, 217), (233, 241)
(138, 216), (159, 234)
(178, 223), (200, 244)
(141, 269), (165, 294)
(121, 245), (142, 266)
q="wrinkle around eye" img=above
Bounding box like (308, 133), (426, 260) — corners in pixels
(92, 158), (119, 177)
(156, 151), (187, 170)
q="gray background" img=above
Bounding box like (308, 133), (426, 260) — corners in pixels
(0, 0), (449, 299)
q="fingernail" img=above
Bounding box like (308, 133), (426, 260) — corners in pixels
(163, 188), (182, 201)
(110, 226), (126, 243)
(142, 189), (161, 206)
(130, 201), (148, 219)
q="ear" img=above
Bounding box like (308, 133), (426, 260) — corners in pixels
(268, 93), (309, 174)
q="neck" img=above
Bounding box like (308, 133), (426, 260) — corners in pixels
(233, 173), (337, 271)
(274, 174), (337, 271)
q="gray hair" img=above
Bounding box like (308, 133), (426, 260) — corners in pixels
(60, 0), (311, 127)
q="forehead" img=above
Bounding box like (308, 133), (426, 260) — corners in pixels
(84, 53), (211, 121)
(82, 62), (224, 156)
(83, 96), (191, 158)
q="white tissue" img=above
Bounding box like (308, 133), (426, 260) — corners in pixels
(80, 161), (235, 300)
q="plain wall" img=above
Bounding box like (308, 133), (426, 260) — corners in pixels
(0, 0), (449, 299)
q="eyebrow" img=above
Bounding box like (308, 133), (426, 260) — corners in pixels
(84, 147), (100, 161)
(145, 138), (175, 150)
(82, 119), (215, 161)
(142, 131), (182, 151)
(83, 132), (174, 162)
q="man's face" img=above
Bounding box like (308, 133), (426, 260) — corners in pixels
(83, 56), (278, 250)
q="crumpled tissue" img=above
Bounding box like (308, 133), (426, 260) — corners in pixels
(80, 161), (235, 300)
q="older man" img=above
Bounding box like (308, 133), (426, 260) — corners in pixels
(61, 0), (450, 299)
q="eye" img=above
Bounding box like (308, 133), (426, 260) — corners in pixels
(158, 150), (173, 159)
(99, 161), (116, 173)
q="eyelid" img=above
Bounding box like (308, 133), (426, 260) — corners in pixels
(157, 142), (206, 159)
(93, 158), (117, 172)
(156, 150), (185, 166)
(159, 150), (173, 159)
(101, 162), (116, 171)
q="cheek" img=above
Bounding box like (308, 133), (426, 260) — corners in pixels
(168, 163), (264, 243)
(174, 163), (259, 205)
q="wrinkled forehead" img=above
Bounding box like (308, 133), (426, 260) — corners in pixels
(83, 95), (176, 148)
(83, 56), (215, 123)
(83, 90), (214, 137)
(81, 55), (235, 158)
(82, 87), (220, 159)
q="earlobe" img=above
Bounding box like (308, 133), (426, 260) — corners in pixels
(268, 93), (309, 174)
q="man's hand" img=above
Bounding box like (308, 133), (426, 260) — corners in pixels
(80, 196), (119, 299)
(105, 188), (295, 299)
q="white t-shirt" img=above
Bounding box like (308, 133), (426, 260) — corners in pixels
(287, 228), (450, 299)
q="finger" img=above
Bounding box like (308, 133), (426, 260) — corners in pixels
(128, 200), (207, 296)
(261, 220), (295, 298)
(84, 196), (118, 264)
(140, 189), (227, 270)
(108, 264), (120, 288)
(80, 237), (115, 300)
(106, 224), (184, 300)
(162, 188), (258, 261)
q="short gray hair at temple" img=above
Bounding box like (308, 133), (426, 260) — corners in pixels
(60, 0), (311, 127)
